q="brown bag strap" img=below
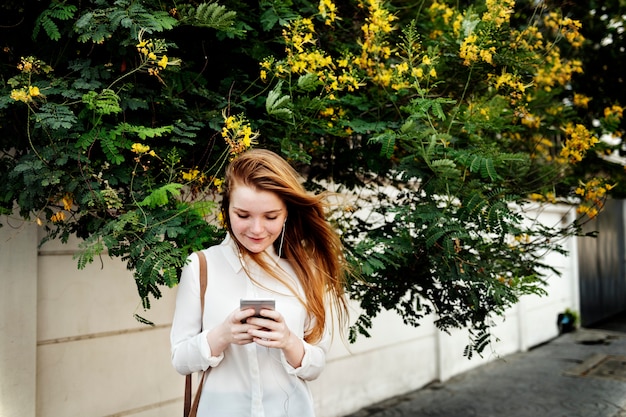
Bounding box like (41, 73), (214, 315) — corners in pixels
(184, 251), (208, 417)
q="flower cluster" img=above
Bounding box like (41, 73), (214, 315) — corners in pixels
(573, 93), (591, 108)
(318, 0), (338, 26)
(130, 143), (156, 156)
(560, 124), (599, 163)
(534, 49), (583, 92)
(135, 29), (180, 83)
(50, 193), (74, 223)
(355, 0), (398, 87)
(15, 55), (53, 74)
(482, 0), (515, 28)
(544, 12), (585, 48)
(221, 111), (258, 156)
(603, 104), (624, 122)
(459, 33), (497, 67)
(10, 85), (41, 103)
(575, 178), (615, 218)
(9, 56), (49, 103)
(129, 142), (159, 174)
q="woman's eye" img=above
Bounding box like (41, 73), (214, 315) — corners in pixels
(266, 216), (278, 221)
(236, 213), (249, 219)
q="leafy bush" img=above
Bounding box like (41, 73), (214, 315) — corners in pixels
(0, 0), (620, 353)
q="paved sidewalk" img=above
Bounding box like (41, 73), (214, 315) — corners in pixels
(344, 317), (626, 417)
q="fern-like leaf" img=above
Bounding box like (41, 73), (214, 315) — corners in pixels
(480, 158), (498, 181)
(82, 89), (122, 115)
(266, 81), (293, 119)
(430, 158), (458, 177)
(116, 123), (174, 139)
(101, 132), (125, 165)
(369, 131), (396, 158)
(138, 183), (184, 208)
(40, 16), (61, 41)
(178, 2), (238, 33)
(33, 2), (77, 41)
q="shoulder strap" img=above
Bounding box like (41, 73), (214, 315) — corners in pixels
(184, 251), (208, 417)
(197, 251), (207, 318)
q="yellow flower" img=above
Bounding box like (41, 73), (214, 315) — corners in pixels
(213, 177), (224, 192)
(157, 55), (168, 69)
(575, 178), (615, 218)
(10, 89), (30, 103)
(182, 168), (200, 181)
(131, 143), (151, 154)
(29, 86), (40, 97)
(479, 47), (495, 65)
(573, 93), (591, 108)
(62, 193), (73, 211)
(319, 0), (338, 25)
(604, 105), (624, 119)
(50, 211), (66, 223)
(395, 62), (408, 74)
(221, 111), (259, 155)
(242, 126), (253, 147)
(320, 107), (335, 117)
(412, 67), (424, 78)
(225, 116), (237, 130)
(560, 124), (599, 163)
(459, 34), (479, 66)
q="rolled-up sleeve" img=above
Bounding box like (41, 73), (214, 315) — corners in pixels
(170, 252), (224, 375)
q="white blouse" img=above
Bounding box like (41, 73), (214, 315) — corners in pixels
(170, 235), (329, 417)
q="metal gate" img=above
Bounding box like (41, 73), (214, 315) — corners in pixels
(578, 198), (626, 326)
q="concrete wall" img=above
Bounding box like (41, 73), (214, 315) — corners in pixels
(0, 204), (579, 417)
(1, 218), (38, 417)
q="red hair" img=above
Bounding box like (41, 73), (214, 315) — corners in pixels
(221, 149), (348, 343)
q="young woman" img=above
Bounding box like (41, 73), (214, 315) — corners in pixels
(170, 148), (349, 416)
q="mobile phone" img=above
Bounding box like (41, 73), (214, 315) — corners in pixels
(240, 299), (275, 318)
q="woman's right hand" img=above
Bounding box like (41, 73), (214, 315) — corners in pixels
(206, 307), (260, 355)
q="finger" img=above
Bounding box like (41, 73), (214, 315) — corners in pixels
(238, 309), (257, 324)
(246, 317), (277, 329)
(260, 309), (280, 321)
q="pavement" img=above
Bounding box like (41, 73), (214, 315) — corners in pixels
(343, 313), (626, 417)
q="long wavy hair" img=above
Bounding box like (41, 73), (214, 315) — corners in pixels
(221, 149), (349, 343)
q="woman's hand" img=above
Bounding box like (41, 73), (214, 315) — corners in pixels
(206, 307), (263, 356)
(245, 309), (305, 368)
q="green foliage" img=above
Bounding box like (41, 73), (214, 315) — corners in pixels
(74, 0), (177, 43)
(82, 89), (122, 115)
(33, 0), (77, 41)
(0, 0), (619, 355)
(177, 2), (241, 35)
(266, 81), (293, 120)
(138, 183), (184, 208)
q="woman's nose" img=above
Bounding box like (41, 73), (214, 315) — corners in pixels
(250, 218), (264, 233)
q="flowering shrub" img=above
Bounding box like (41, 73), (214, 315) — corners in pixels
(0, 0), (622, 352)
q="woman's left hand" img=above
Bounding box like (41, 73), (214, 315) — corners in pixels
(245, 309), (305, 367)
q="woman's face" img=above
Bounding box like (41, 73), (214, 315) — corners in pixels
(228, 184), (288, 254)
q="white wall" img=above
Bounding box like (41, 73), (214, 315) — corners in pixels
(0, 218), (38, 417)
(0, 204), (579, 417)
